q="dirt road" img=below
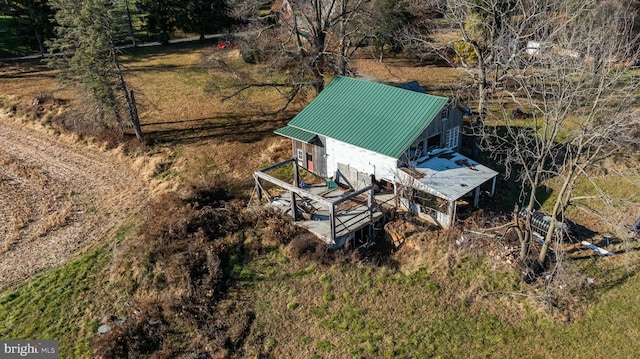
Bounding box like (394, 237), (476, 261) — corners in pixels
(0, 112), (149, 289)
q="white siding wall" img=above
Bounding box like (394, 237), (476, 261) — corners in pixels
(326, 137), (398, 185)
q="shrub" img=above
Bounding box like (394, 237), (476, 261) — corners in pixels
(451, 41), (478, 65)
(240, 46), (259, 64)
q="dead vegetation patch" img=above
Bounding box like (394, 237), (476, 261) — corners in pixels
(96, 185), (283, 358)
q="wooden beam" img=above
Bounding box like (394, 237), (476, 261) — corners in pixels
(253, 171), (334, 207)
(473, 187), (480, 208)
(293, 157), (300, 188)
(253, 175), (274, 202)
(260, 158), (295, 173)
(333, 185), (374, 206)
(448, 199), (456, 228)
(329, 204), (336, 243)
(255, 177), (262, 201)
(290, 191), (297, 221)
(368, 176), (374, 240)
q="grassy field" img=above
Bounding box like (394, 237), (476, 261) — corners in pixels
(1, 42), (640, 357)
(236, 243), (640, 358)
(0, 224), (136, 358)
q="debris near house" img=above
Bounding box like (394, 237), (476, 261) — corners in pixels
(384, 219), (449, 274)
(384, 219), (439, 249)
(399, 166), (425, 179)
(580, 240), (614, 256)
(512, 108), (532, 119)
(517, 209), (574, 239)
(456, 226), (520, 268)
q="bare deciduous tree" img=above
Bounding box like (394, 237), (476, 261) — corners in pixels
(481, 0), (640, 267)
(211, 0), (373, 111)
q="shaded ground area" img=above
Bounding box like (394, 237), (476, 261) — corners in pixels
(0, 112), (149, 289)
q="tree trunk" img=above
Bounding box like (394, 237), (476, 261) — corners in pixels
(129, 90), (143, 139)
(477, 51), (489, 119)
(512, 210), (529, 261)
(538, 167), (575, 265)
(125, 0), (136, 47)
(28, 12), (45, 55)
(199, 12), (206, 41)
(34, 29), (45, 55)
(337, 0), (348, 76)
(113, 52), (143, 139)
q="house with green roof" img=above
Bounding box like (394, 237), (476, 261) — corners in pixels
(273, 76), (498, 228)
(275, 76), (463, 187)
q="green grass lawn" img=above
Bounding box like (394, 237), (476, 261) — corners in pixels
(0, 247), (108, 357)
(3, 230), (640, 358)
(233, 244), (640, 358)
(0, 224), (134, 358)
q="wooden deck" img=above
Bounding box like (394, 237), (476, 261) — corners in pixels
(270, 185), (391, 246)
(254, 158), (396, 247)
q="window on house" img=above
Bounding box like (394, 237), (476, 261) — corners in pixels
(296, 148), (304, 162)
(445, 126), (460, 149)
(441, 109), (449, 119)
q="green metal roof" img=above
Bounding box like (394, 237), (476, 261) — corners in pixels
(274, 126), (317, 142)
(284, 76), (449, 158)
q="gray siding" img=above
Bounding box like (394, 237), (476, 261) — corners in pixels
(398, 104), (463, 164)
(421, 104), (463, 146)
(292, 136), (327, 177)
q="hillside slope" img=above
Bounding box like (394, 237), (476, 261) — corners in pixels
(0, 112), (149, 289)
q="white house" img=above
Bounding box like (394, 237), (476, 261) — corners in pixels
(274, 76), (497, 227)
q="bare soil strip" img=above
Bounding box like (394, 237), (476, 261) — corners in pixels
(0, 112), (148, 289)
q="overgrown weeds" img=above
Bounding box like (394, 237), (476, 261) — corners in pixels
(93, 183), (304, 357)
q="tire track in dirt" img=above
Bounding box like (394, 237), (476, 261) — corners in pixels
(0, 113), (149, 289)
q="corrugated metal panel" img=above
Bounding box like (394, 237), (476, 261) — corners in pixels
(410, 150), (498, 201)
(274, 126), (317, 143)
(287, 76), (448, 158)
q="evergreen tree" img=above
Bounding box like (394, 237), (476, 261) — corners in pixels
(178, 0), (231, 40)
(47, 0), (143, 139)
(373, 0), (410, 60)
(142, 0), (181, 43)
(2, 0), (56, 55)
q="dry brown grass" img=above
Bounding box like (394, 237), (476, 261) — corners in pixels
(0, 109), (151, 289)
(0, 62), (67, 105)
(352, 57), (465, 93)
(35, 199), (75, 237)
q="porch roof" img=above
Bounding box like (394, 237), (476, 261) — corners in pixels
(402, 149), (498, 201)
(274, 126), (317, 143)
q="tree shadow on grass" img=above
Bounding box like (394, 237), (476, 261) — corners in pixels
(134, 113), (291, 146)
(122, 63), (181, 74)
(118, 39), (220, 63)
(0, 60), (56, 79)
